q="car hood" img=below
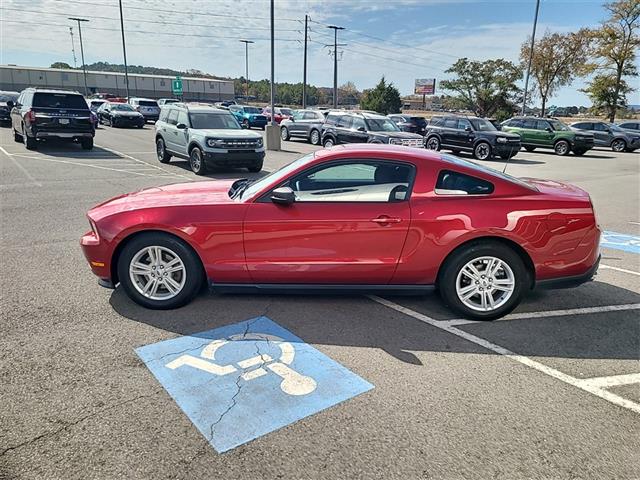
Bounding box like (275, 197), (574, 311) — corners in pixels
(521, 177), (590, 198)
(88, 180), (237, 221)
(113, 111), (143, 117)
(481, 131), (520, 140)
(193, 129), (262, 139)
(375, 131), (424, 139)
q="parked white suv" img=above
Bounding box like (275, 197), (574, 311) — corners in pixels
(154, 103), (265, 174)
(129, 97), (160, 123)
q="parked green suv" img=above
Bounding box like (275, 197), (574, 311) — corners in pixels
(501, 117), (594, 156)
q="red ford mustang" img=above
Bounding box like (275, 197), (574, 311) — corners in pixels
(80, 144), (600, 320)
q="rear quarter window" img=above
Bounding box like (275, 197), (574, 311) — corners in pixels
(436, 170), (494, 195)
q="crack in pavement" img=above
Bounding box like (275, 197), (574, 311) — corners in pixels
(0, 389), (164, 457)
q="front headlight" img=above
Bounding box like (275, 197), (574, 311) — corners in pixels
(389, 138), (403, 145)
(207, 138), (224, 147)
(496, 137), (508, 143)
(256, 138), (263, 147)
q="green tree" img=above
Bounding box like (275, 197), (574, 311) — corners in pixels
(520, 29), (594, 116)
(587, 0), (640, 122)
(50, 62), (73, 69)
(440, 58), (522, 118)
(360, 77), (402, 114)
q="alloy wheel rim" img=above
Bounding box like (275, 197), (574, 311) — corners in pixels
(325, 139), (333, 147)
(190, 150), (201, 171)
(281, 128), (288, 140)
(455, 256), (515, 312)
(556, 142), (568, 154)
(311, 131), (319, 144)
(427, 138), (439, 150)
(612, 140), (624, 152)
(129, 246), (186, 300)
(476, 144), (490, 159)
(156, 140), (164, 160)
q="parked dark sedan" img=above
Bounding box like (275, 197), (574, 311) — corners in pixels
(97, 102), (145, 128)
(280, 109), (326, 145)
(0, 91), (19, 124)
(570, 121), (640, 152)
(388, 114), (427, 135)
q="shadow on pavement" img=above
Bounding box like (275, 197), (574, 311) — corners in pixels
(110, 280), (640, 365)
(20, 139), (121, 159)
(167, 160), (271, 180)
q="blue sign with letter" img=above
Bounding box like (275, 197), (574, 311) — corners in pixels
(136, 317), (373, 453)
(601, 231), (640, 255)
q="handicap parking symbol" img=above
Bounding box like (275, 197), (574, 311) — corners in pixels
(136, 317), (373, 453)
(601, 231), (640, 255)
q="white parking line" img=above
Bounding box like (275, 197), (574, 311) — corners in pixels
(579, 373), (640, 389)
(369, 295), (640, 414)
(0, 146), (42, 187)
(18, 155), (169, 177)
(601, 265), (640, 276)
(95, 144), (192, 180)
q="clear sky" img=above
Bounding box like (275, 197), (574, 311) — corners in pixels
(1, 0), (638, 107)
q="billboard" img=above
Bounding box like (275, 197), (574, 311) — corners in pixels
(415, 78), (436, 95)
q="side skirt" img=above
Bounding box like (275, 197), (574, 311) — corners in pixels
(209, 283), (435, 296)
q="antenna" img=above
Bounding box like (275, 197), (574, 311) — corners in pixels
(69, 27), (77, 68)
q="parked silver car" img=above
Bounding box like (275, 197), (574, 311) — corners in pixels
(279, 109), (326, 145)
(129, 97), (160, 123)
(154, 103), (265, 175)
(570, 121), (640, 152)
(617, 121), (640, 133)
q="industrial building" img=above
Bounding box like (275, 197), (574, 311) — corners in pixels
(0, 65), (235, 100)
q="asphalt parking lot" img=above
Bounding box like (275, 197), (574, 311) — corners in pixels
(1, 124), (639, 480)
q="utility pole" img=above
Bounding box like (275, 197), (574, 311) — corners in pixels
(327, 25), (344, 109)
(68, 27), (77, 68)
(69, 17), (89, 96)
(302, 14), (308, 108)
(118, 0), (130, 99)
(265, 0), (280, 150)
(240, 39), (254, 100)
(521, 0), (540, 116)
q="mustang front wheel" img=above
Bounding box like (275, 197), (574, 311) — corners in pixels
(117, 233), (203, 309)
(439, 242), (528, 320)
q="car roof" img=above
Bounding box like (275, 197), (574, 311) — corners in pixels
(25, 88), (82, 95)
(129, 97), (156, 101)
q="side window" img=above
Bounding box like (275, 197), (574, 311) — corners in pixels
(351, 116), (366, 130)
(593, 123), (606, 131)
(458, 119), (472, 130)
(166, 109), (178, 125)
(158, 108), (169, 122)
(521, 119), (537, 129)
(325, 113), (340, 125)
(505, 119), (522, 128)
(435, 170), (494, 195)
(176, 110), (189, 127)
(430, 117), (443, 127)
(536, 120), (551, 130)
(444, 118), (458, 128)
(288, 161), (414, 203)
(337, 115), (352, 128)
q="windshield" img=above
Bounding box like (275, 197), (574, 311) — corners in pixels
(237, 153), (315, 200)
(441, 153), (538, 191)
(112, 103), (135, 111)
(0, 93), (19, 102)
(280, 108), (293, 116)
(548, 119), (570, 131)
(470, 119), (497, 131)
(189, 112), (240, 129)
(365, 118), (401, 132)
(244, 106), (261, 114)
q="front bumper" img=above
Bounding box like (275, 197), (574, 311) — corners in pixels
(141, 114), (159, 122)
(113, 116), (145, 127)
(494, 142), (521, 156)
(572, 137), (594, 150)
(250, 119), (268, 128)
(80, 230), (112, 283)
(203, 149), (265, 167)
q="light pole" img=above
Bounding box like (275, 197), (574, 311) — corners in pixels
(302, 14), (308, 108)
(521, 0), (540, 115)
(265, 0), (280, 150)
(118, 0), (130, 99)
(239, 39), (254, 100)
(328, 25), (344, 108)
(69, 17), (89, 96)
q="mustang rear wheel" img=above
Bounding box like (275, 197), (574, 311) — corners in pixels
(438, 241), (528, 320)
(117, 233), (203, 309)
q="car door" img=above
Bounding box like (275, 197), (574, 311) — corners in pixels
(347, 116), (370, 143)
(299, 111), (320, 136)
(440, 117), (459, 147)
(335, 115), (353, 143)
(243, 160), (414, 284)
(453, 118), (474, 149)
(288, 111), (305, 136)
(163, 109), (179, 152)
(592, 122), (611, 146)
(173, 110), (190, 155)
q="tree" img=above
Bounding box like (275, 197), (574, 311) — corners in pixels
(440, 58), (522, 118)
(520, 29), (594, 116)
(50, 62), (73, 69)
(587, 0), (640, 122)
(339, 81), (361, 105)
(360, 77), (402, 114)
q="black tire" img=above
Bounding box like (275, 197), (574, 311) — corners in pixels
(81, 137), (94, 150)
(473, 141), (492, 160)
(438, 241), (529, 321)
(189, 147), (206, 175)
(524, 146), (536, 152)
(111, 117), (118, 128)
(451, 149), (461, 155)
(117, 232), (203, 310)
(611, 138), (626, 153)
(156, 137), (171, 163)
(554, 139), (570, 156)
(248, 159), (263, 173)
(323, 136), (336, 148)
(280, 126), (290, 141)
(14, 129), (23, 143)
(24, 131), (37, 150)
(573, 149), (586, 156)
(309, 129), (321, 145)
(137, 123), (144, 129)
(425, 136), (440, 151)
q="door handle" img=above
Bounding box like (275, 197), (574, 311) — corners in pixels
(371, 215), (401, 225)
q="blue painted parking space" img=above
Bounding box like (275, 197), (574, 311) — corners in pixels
(601, 231), (640, 254)
(135, 316), (373, 453)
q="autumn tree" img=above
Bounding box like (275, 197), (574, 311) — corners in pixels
(440, 58), (522, 118)
(586, 0), (640, 121)
(520, 29), (594, 116)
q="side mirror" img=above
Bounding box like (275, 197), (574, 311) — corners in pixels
(545, 127), (553, 132)
(176, 123), (187, 129)
(270, 187), (296, 205)
(464, 126), (472, 132)
(357, 126), (366, 132)
(6, 100), (14, 109)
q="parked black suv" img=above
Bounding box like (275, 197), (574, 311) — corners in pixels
(425, 115), (521, 160)
(0, 91), (19, 124)
(321, 111), (423, 148)
(11, 88), (95, 150)
(387, 114), (428, 135)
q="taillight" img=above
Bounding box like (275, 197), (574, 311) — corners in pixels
(25, 110), (36, 123)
